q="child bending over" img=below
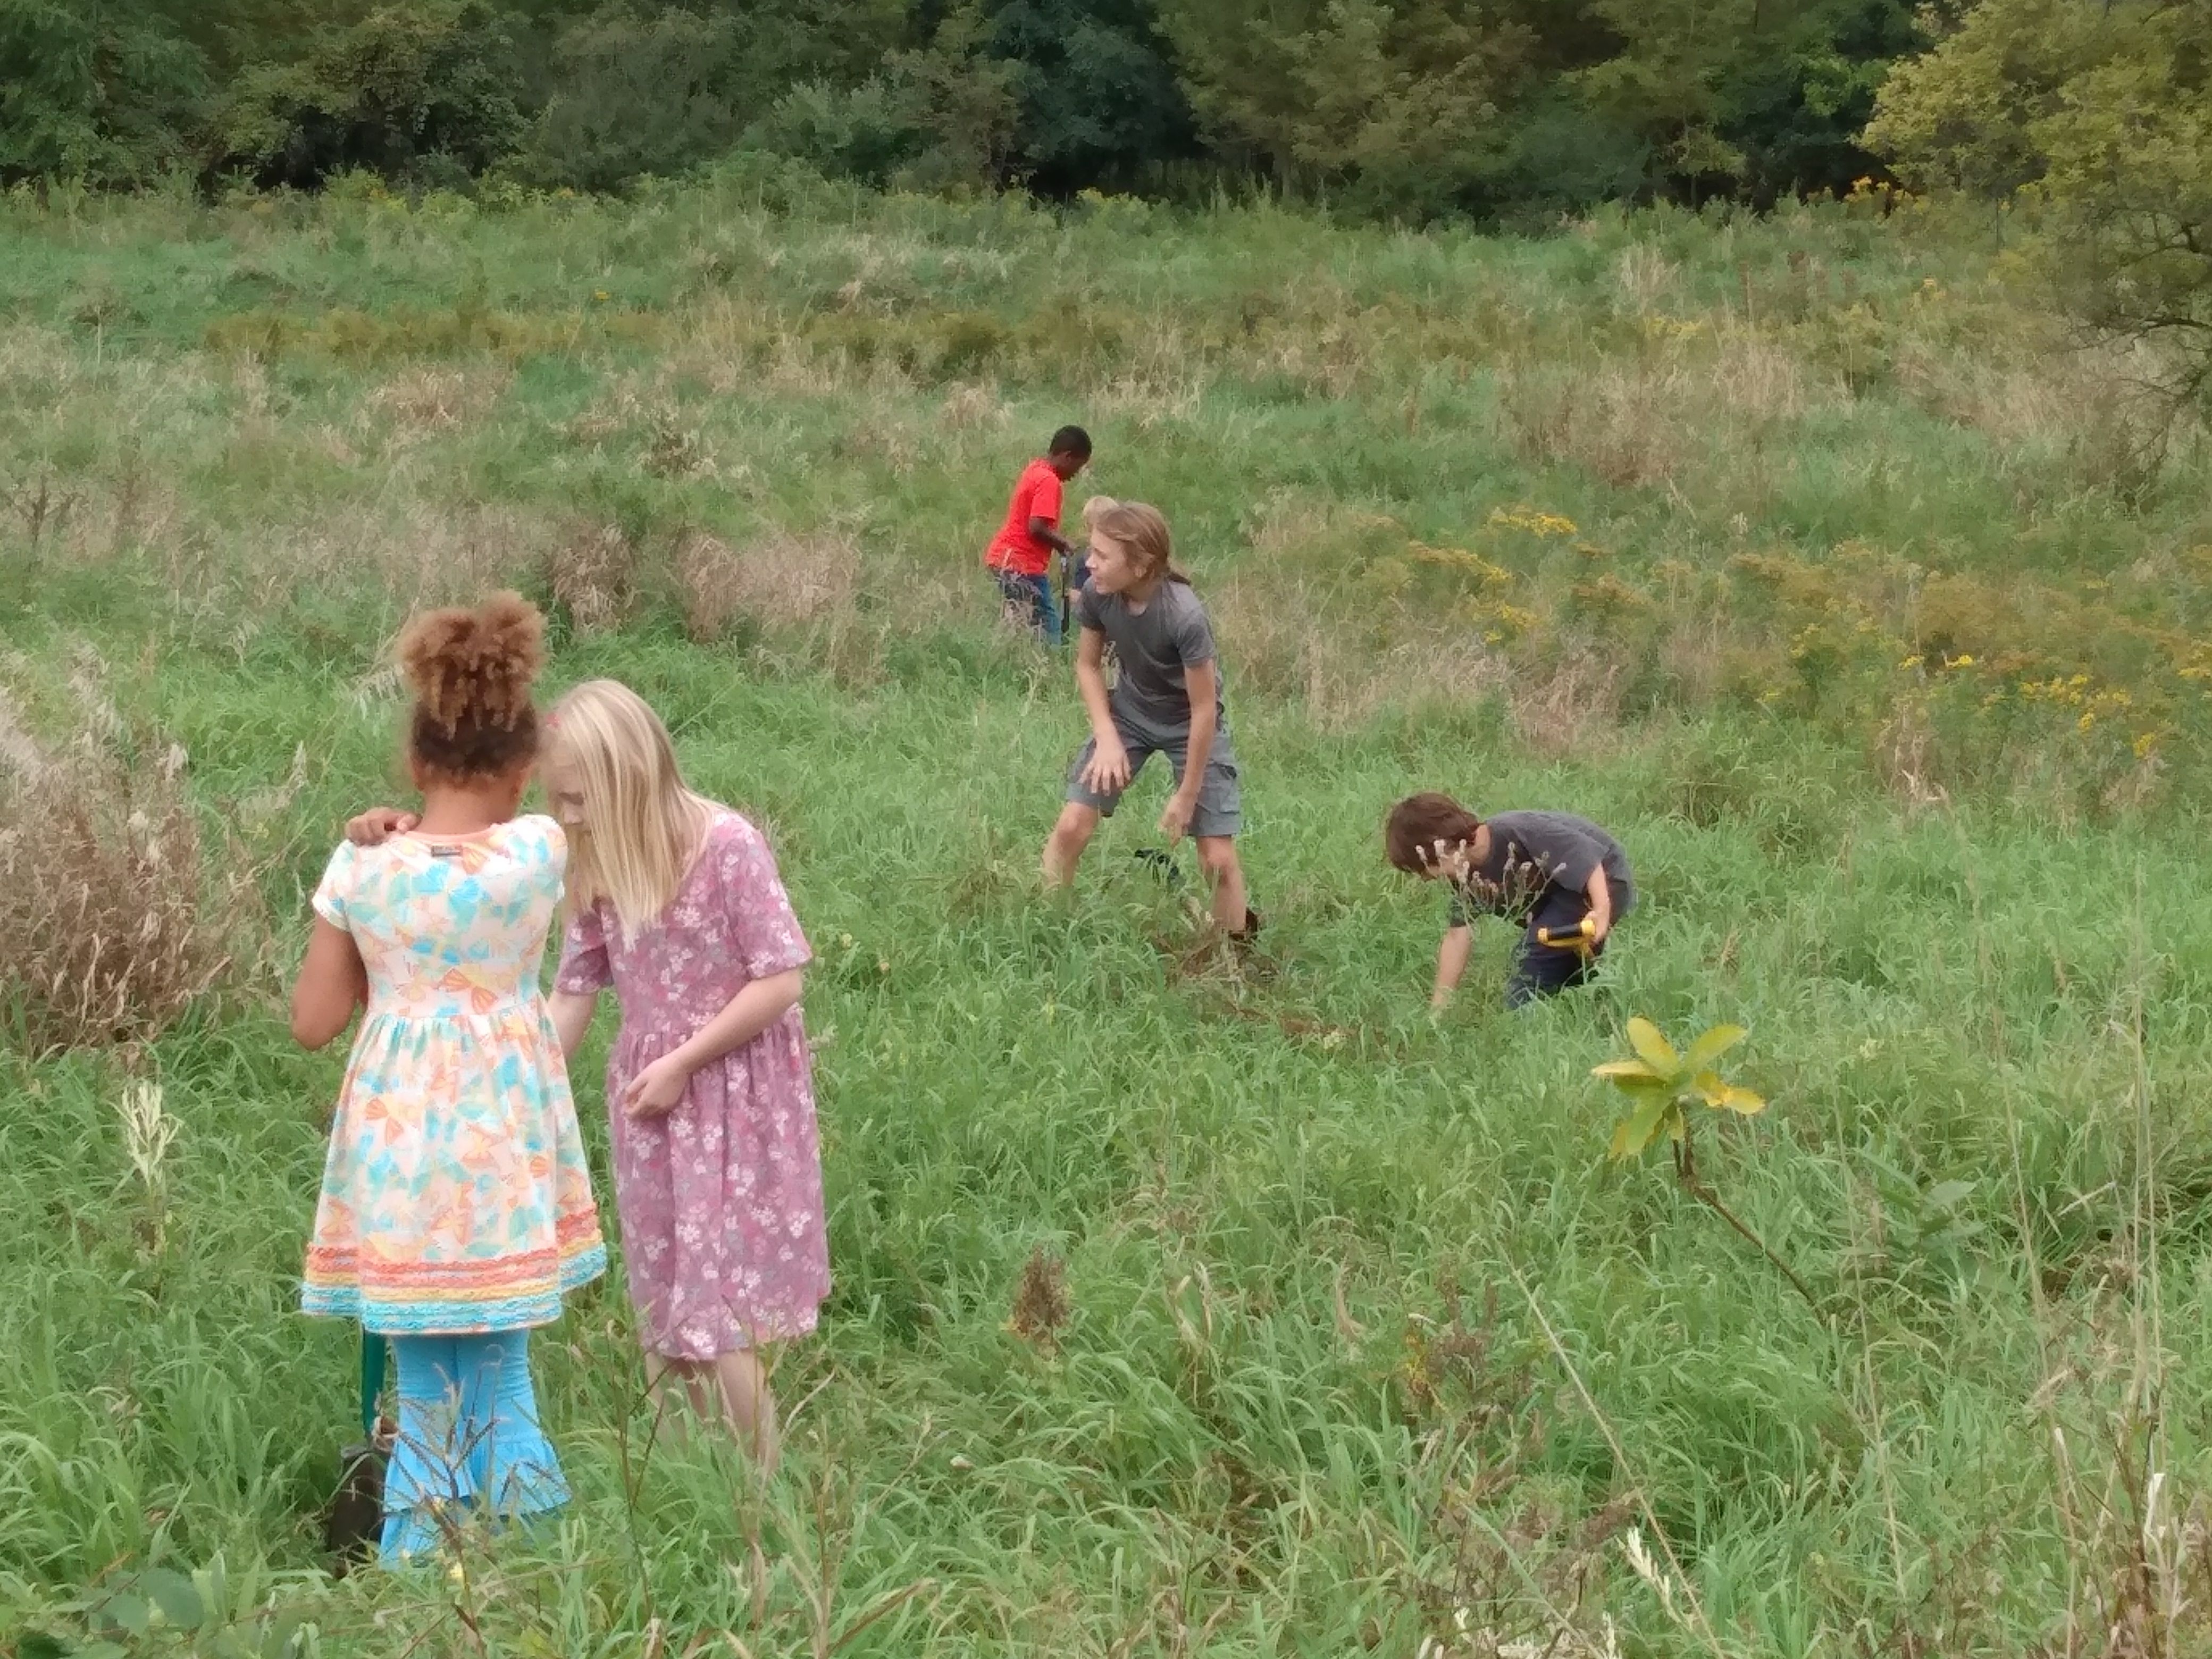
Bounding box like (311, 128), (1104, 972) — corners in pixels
(1384, 792), (1633, 1010)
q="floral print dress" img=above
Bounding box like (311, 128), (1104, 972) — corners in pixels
(303, 816), (607, 1334)
(556, 809), (829, 1359)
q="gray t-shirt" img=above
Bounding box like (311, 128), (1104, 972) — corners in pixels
(1075, 580), (1227, 741)
(1449, 810), (1635, 926)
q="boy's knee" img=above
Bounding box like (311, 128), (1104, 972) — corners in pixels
(1195, 836), (1238, 876)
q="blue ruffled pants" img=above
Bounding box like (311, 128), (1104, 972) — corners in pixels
(381, 1331), (567, 1561)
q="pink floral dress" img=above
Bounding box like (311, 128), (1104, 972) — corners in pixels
(554, 809), (829, 1359)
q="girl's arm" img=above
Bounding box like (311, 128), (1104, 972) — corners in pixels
(291, 918), (368, 1049)
(622, 968), (806, 1118)
(549, 988), (600, 1059)
(1160, 659), (1219, 843)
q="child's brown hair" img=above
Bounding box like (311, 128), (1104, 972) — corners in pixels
(1384, 792), (1484, 873)
(1093, 500), (1192, 586)
(397, 592), (546, 782)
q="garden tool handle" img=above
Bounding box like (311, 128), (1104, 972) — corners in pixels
(1536, 917), (1598, 952)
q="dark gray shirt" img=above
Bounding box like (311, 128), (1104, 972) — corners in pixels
(1075, 581), (1227, 742)
(1449, 810), (1635, 926)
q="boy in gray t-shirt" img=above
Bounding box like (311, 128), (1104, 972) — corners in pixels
(1042, 501), (1255, 937)
(1383, 792), (1634, 1009)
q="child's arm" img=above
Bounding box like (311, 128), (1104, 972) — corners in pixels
(1159, 658), (1219, 844)
(1431, 925), (1473, 1010)
(549, 988), (599, 1058)
(1586, 865), (1614, 942)
(622, 968), (806, 1118)
(1028, 513), (1074, 557)
(1075, 626), (1130, 792)
(291, 918), (367, 1049)
(345, 807), (417, 845)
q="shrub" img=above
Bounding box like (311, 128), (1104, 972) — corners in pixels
(212, 1), (523, 190)
(0, 679), (253, 1057)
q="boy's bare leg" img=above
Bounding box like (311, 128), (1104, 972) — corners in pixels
(1194, 836), (1248, 933)
(1043, 803), (1101, 887)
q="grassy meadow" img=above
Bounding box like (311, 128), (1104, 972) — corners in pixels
(3, 163), (2212, 1656)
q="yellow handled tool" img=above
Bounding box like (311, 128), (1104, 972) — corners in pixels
(1535, 916), (1598, 956)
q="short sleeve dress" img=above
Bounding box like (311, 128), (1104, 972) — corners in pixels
(555, 808), (830, 1359)
(303, 816), (607, 1334)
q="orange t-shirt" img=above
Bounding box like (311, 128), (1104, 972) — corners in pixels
(984, 458), (1064, 577)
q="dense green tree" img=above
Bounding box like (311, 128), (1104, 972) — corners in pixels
(981, 0), (1196, 194)
(214, 2), (523, 187)
(0, 0), (207, 183)
(1869, 0), (2212, 409)
(509, 0), (904, 191)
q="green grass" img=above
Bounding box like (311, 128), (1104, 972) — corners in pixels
(3, 168), (2211, 1655)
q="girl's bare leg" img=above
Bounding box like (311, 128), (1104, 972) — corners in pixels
(713, 1350), (780, 1473)
(643, 1352), (715, 1441)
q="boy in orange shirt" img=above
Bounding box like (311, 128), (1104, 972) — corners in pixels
(984, 425), (1091, 646)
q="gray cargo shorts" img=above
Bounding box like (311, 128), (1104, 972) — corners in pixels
(1066, 718), (1242, 838)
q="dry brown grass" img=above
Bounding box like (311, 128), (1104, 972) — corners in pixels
(366, 364), (512, 445)
(674, 526), (859, 644)
(1497, 362), (1689, 490)
(549, 521), (639, 634)
(1006, 1247), (1071, 1354)
(0, 672), (262, 1057)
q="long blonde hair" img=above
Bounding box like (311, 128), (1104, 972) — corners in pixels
(546, 679), (714, 940)
(1094, 501), (1192, 586)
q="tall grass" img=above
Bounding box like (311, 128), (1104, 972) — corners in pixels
(2, 170), (2210, 1655)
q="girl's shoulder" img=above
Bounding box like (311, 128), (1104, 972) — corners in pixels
(496, 814), (567, 865)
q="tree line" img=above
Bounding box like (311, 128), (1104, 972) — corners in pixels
(9, 0), (2205, 409)
(6, 0), (1919, 214)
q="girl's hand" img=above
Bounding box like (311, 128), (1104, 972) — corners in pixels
(1082, 736), (1132, 794)
(1158, 791), (1195, 845)
(622, 1053), (693, 1119)
(346, 807), (418, 846)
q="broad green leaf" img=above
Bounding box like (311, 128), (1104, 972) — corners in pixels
(1693, 1073), (1766, 1115)
(95, 1593), (150, 1637)
(1682, 1024), (1748, 1074)
(1592, 1058), (1660, 1079)
(141, 1568), (205, 1630)
(1611, 1092), (1673, 1160)
(1925, 1180), (1975, 1210)
(1593, 1059), (1662, 1088)
(1625, 1017), (1680, 1077)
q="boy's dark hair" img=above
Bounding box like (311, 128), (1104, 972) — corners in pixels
(398, 591), (546, 783)
(1385, 792), (1484, 873)
(1048, 425), (1092, 460)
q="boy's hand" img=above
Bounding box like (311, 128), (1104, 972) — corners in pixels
(1158, 791), (1195, 845)
(346, 807), (417, 846)
(1082, 736), (1132, 794)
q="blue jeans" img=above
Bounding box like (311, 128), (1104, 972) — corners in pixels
(1506, 884), (1607, 1009)
(993, 568), (1062, 647)
(381, 1331), (566, 1561)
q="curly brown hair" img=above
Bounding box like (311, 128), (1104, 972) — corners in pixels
(1384, 792), (1484, 873)
(397, 591), (546, 782)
